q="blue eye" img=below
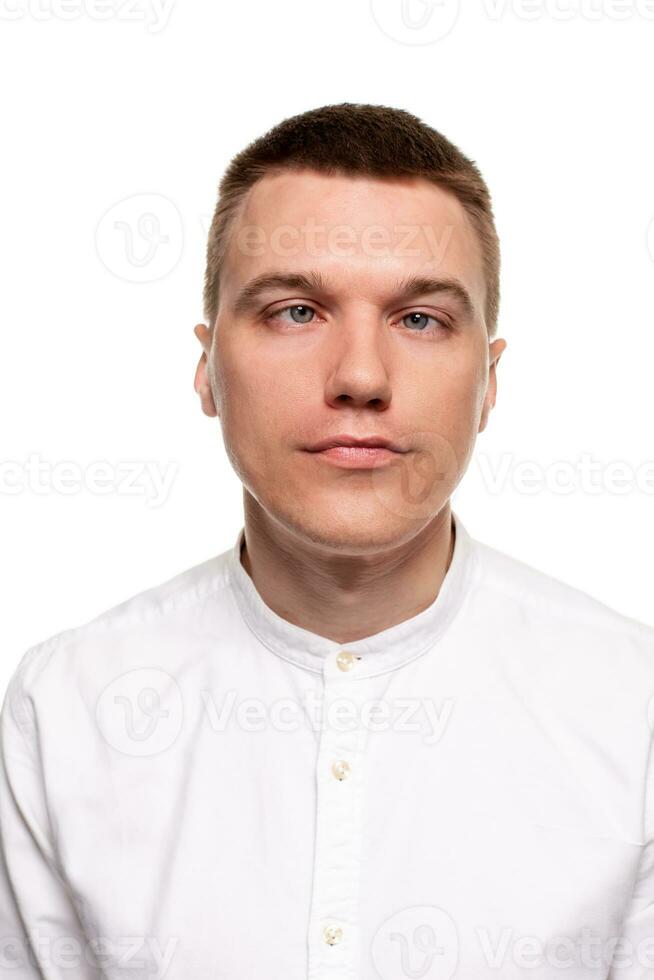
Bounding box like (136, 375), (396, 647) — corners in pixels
(268, 304), (316, 324)
(401, 311), (444, 332)
(265, 305), (449, 332)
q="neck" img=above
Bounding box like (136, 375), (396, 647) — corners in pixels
(238, 495), (455, 645)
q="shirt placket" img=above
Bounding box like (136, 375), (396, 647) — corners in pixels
(306, 648), (372, 979)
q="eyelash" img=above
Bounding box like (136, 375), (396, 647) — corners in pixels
(264, 304), (452, 333)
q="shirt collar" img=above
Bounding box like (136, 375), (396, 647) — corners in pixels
(227, 510), (478, 678)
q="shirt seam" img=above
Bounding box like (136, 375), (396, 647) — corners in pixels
(226, 537), (481, 678)
(474, 544), (654, 642)
(13, 562), (235, 684)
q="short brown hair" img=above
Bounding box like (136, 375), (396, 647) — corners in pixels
(203, 102), (500, 337)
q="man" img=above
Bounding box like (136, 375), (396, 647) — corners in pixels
(1, 102), (653, 979)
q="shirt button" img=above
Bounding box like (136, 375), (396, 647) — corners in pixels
(336, 650), (359, 672)
(331, 759), (351, 781)
(323, 925), (343, 945)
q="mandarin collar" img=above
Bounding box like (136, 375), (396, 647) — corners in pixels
(227, 510), (478, 678)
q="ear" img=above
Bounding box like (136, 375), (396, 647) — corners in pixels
(193, 323), (219, 418)
(478, 337), (507, 433)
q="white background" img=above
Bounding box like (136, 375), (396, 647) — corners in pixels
(1, 0), (653, 696)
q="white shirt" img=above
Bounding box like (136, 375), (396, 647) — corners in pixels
(1, 510), (654, 980)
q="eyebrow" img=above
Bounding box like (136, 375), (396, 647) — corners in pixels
(231, 271), (477, 321)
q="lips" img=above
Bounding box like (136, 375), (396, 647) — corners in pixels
(306, 434), (407, 453)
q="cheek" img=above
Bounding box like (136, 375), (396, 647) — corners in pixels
(217, 329), (292, 405)
(419, 357), (484, 421)
(413, 358), (486, 469)
(214, 345), (297, 483)
(218, 332), (317, 434)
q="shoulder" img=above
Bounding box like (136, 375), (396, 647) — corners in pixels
(469, 534), (654, 662)
(2, 545), (236, 720)
(465, 534), (654, 844)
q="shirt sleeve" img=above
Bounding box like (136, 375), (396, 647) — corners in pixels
(0, 656), (102, 979)
(607, 727), (654, 979)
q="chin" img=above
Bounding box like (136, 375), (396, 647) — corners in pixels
(275, 496), (430, 556)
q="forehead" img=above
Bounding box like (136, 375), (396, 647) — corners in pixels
(221, 169), (486, 313)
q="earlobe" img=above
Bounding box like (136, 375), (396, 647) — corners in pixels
(194, 354), (218, 418)
(478, 337), (507, 433)
(478, 400), (491, 433)
(193, 323), (219, 418)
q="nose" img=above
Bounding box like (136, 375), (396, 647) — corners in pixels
(323, 317), (393, 411)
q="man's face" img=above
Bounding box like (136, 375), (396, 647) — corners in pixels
(195, 169), (505, 553)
